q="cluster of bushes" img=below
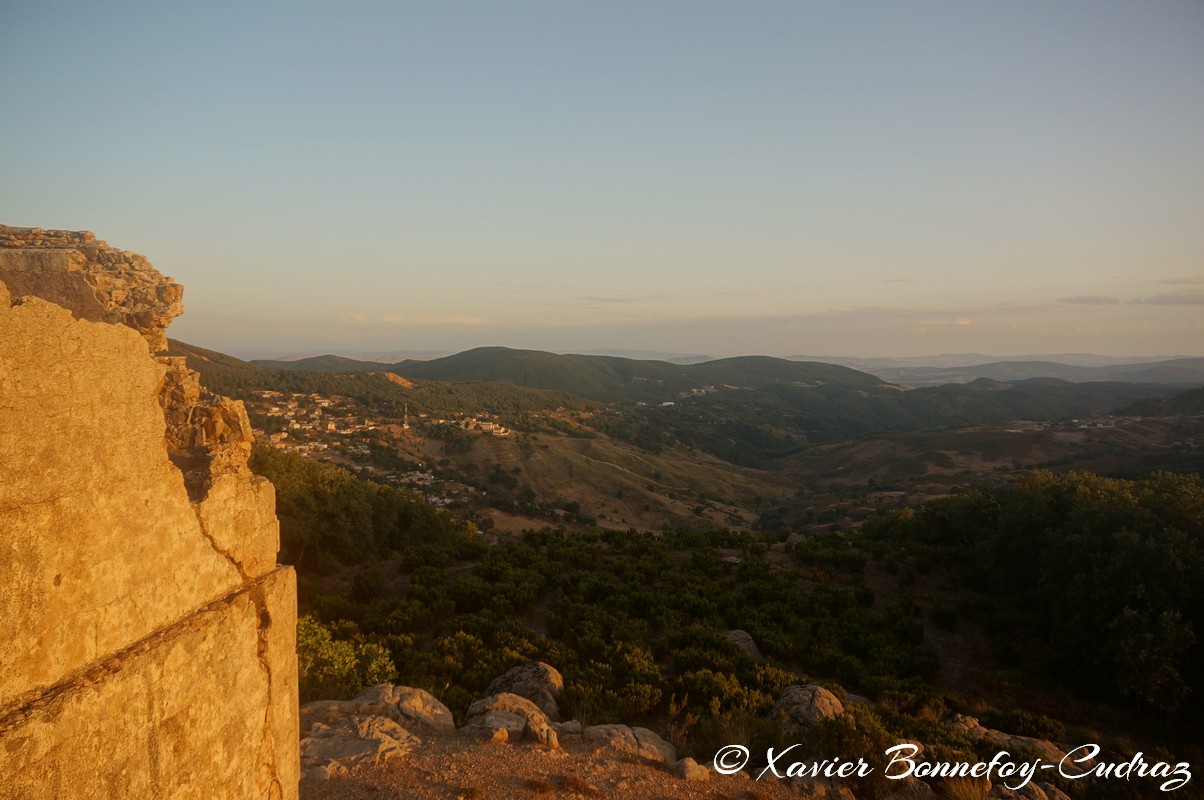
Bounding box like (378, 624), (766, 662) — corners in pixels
(296, 524), (941, 751)
(863, 470), (1204, 719)
(275, 454), (1202, 795)
(250, 445), (473, 570)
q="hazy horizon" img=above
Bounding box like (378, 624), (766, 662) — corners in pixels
(238, 344), (1196, 366)
(4, 1), (1202, 359)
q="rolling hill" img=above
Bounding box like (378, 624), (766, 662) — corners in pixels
(229, 345), (886, 405)
(166, 338), (270, 394)
(167, 339), (594, 414)
(173, 340), (1187, 465)
(1120, 385), (1204, 417)
(388, 347), (884, 404)
(860, 357), (1204, 387)
(251, 354), (396, 372)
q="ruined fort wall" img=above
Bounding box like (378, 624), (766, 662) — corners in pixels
(0, 227), (298, 799)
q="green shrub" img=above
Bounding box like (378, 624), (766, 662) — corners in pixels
(296, 615), (396, 703)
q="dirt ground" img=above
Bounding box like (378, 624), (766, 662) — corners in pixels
(300, 733), (824, 800)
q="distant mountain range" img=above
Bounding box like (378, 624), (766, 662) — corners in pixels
(1121, 386), (1204, 417)
(561, 348), (713, 364)
(255, 350), (1204, 389)
(270, 350), (453, 363)
(172, 343), (1190, 465)
(388, 347), (884, 404)
(253, 346), (880, 404)
(790, 353), (1191, 369)
(252, 354), (394, 372)
(842, 358), (1204, 387)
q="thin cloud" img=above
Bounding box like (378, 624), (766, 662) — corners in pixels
(344, 313), (487, 325)
(839, 305), (932, 316)
(493, 281), (575, 291)
(556, 294), (669, 309)
(580, 295), (643, 305)
(1059, 295), (1121, 305)
(1158, 276), (1204, 285)
(1144, 289), (1204, 305)
(993, 302), (1051, 310)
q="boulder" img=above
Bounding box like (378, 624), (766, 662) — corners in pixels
(989, 783), (1050, 799)
(882, 776), (938, 799)
(461, 692), (559, 748)
(354, 684), (456, 734)
(948, 715), (1080, 766)
(723, 630), (764, 661)
(300, 715), (419, 781)
(773, 685), (845, 733)
(554, 719), (583, 736)
(582, 724), (676, 766)
(459, 711), (526, 742)
(674, 757), (710, 782)
(788, 778), (857, 799)
(300, 684), (455, 737)
(524, 715), (559, 748)
(487, 662), (565, 721)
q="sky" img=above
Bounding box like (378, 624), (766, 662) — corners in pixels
(2, 1), (1202, 359)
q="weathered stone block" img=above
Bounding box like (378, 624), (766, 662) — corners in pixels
(0, 228), (299, 800)
(0, 569), (297, 800)
(0, 292), (242, 708)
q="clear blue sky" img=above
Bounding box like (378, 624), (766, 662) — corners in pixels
(3, 1), (1202, 358)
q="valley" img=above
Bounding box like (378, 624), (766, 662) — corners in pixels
(168, 335), (1204, 798)
(171, 339), (1204, 540)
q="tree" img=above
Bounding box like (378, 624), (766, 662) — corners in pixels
(297, 615), (396, 702)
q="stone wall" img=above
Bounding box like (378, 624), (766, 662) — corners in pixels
(0, 226), (299, 799)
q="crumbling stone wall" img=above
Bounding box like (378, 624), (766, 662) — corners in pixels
(0, 226), (298, 799)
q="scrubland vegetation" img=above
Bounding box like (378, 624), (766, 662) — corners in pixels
(254, 445), (1203, 798)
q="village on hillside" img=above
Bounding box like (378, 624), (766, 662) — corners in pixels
(246, 389), (512, 509)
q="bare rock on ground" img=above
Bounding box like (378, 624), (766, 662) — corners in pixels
(300, 715), (419, 781)
(949, 714), (1080, 766)
(461, 692), (559, 748)
(807, 781), (858, 800)
(882, 776), (938, 799)
(773, 685), (845, 734)
(989, 781), (1075, 800)
(674, 757), (711, 781)
(555, 719), (583, 734)
(1039, 784), (1074, 800)
(355, 683), (457, 734)
(723, 629), (764, 661)
(301, 684), (455, 737)
(582, 724), (677, 767)
(487, 661), (565, 721)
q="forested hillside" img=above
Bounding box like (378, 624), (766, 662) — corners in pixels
(864, 471), (1204, 717)
(174, 340), (1190, 467)
(268, 447), (1203, 797)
